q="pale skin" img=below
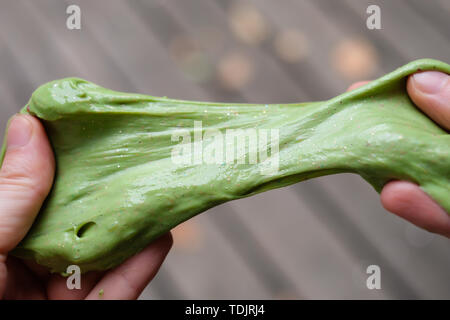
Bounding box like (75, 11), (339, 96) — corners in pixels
(0, 71), (448, 299)
(0, 113), (172, 299)
(348, 71), (450, 238)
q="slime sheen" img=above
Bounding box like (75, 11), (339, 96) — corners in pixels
(1, 59), (449, 274)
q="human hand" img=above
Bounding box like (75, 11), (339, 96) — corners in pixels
(0, 114), (172, 299)
(348, 71), (450, 238)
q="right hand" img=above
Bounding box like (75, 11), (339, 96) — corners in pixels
(348, 71), (450, 238)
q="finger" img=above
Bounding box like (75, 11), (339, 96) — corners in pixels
(0, 254), (5, 298)
(46, 271), (104, 300)
(3, 256), (46, 299)
(0, 114), (55, 254)
(407, 71), (450, 130)
(22, 259), (51, 282)
(381, 181), (450, 238)
(346, 81), (371, 92)
(85, 233), (173, 300)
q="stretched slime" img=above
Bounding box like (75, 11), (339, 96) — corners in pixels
(1, 59), (449, 274)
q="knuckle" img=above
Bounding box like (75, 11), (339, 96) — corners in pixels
(0, 154), (53, 200)
(0, 174), (49, 201)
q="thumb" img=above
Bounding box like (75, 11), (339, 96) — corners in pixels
(407, 71), (450, 130)
(0, 114), (55, 255)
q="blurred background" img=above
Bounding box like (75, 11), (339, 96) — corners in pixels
(1, 0), (449, 299)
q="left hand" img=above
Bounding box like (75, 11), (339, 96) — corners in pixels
(0, 114), (172, 299)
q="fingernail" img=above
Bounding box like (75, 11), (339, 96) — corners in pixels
(412, 71), (448, 94)
(7, 115), (33, 149)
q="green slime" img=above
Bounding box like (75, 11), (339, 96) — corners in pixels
(1, 59), (449, 274)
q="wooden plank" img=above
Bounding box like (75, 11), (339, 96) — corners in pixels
(408, 0), (450, 41)
(255, 0), (450, 298)
(137, 0), (450, 299)
(28, 0), (137, 92)
(247, 0), (362, 97)
(4, 0), (272, 299)
(0, 0), (185, 299)
(436, 0), (450, 12)
(209, 204), (304, 298)
(342, 0), (450, 62)
(25, 0), (138, 95)
(0, 27), (37, 142)
(125, 0), (246, 104)
(126, 0), (312, 298)
(0, 44), (32, 115)
(75, 0), (277, 299)
(294, 178), (424, 298)
(332, 0), (450, 298)
(227, 188), (387, 299)
(152, 0), (310, 103)
(268, 0), (445, 298)
(140, 266), (188, 300)
(225, 0), (449, 298)
(69, 0), (206, 100)
(304, 0), (405, 74)
(152, 213), (274, 299)
(150, 0), (395, 299)
(0, 1), (87, 86)
(315, 174), (450, 299)
(1, 0), (448, 299)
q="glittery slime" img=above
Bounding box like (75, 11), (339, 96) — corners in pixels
(1, 59), (449, 274)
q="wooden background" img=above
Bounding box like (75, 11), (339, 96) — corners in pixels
(0, 0), (449, 299)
